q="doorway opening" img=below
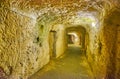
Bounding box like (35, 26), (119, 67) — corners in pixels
(49, 30), (57, 58)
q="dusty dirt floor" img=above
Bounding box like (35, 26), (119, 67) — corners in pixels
(29, 45), (93, 79)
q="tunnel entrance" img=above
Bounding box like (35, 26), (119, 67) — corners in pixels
(66, 26), (87, 51)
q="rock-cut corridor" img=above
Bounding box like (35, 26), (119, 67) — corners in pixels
(0, 0), (120, 79)
(29, 45), (93, 79)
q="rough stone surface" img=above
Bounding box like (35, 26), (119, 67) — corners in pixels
(55, 24), (67, 58)
(0, 7), (50, 79)
(0, 0), (120, 79)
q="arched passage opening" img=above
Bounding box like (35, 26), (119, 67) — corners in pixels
(66, 26), (87, 49)
(67, 32), (81, 46)
(66, 25), (90, 54)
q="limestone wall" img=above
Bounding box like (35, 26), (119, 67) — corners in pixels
(0, 0), (120, 79)
(116, 26), (120, 79)
(0, 7), (50, 79)
(90, 10), (120, 79)
(56, 25), (67, 58)
(103, 11), (120, 79)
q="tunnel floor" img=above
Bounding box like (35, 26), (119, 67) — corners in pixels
(29, 45), (93, 79)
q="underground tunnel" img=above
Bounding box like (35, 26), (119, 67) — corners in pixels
(0, 0), (120, 79)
